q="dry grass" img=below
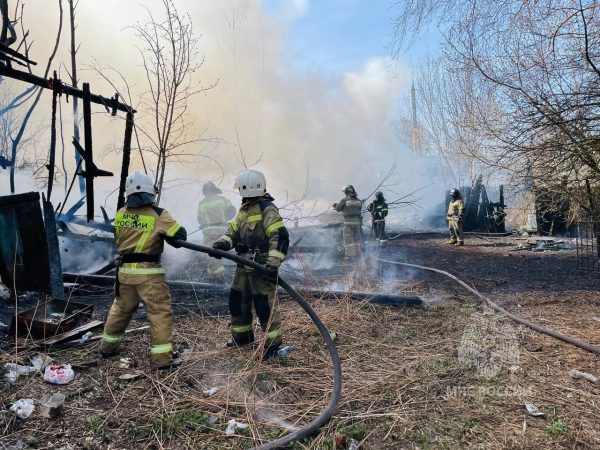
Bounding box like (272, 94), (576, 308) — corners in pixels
(2, 236), (600, 449)
(1, 290), (600, 449)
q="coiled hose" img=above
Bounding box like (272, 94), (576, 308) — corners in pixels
(173, 240), (343, 450)
(374, 256), (600, 357)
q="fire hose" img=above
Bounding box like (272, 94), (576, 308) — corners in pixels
(172, 240), (343, 450)
(374, 256), (600, 357)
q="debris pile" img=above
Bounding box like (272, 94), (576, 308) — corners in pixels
(514, 236), (575, 252)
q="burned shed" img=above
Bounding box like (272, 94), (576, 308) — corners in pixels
(446, 175), (507, 233)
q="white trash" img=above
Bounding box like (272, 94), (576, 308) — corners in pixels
(31, 354), (53, 371)
(203, 387), (220, 397)
(39, 393), (66, 418)
(570, 369), (598, 384)
(4, 363), (36, 375)
(4, 370), (18, 384)
(43, 364), (75, 384)
(225, 419), (249, 435)
(524, 401), (544, 417)
(9, 399), (34, 419)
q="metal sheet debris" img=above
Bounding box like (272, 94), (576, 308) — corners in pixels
(10, 299), (93, 339)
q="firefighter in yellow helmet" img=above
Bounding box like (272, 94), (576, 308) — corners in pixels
(333, 185), (363, 260)
(211, 169), (289, 359)
(100, 171), (187, 369)
(197, 182), (236, 279)
(447, 188), (465, 246)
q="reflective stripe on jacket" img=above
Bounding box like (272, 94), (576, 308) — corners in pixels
(217, 196), (289, 267)
(335, 195), (363, 225)
(197, 195), (236, 229)
(367, 200), (388, 220)
(115, 205), (186, 284)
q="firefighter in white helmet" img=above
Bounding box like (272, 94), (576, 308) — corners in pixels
(100, 171), (187, 369)
(211, 169), (289, 359)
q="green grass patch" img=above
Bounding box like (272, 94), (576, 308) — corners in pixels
(545, 419), (567, 436)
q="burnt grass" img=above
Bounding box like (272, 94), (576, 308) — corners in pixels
(1, 234), (599, 449)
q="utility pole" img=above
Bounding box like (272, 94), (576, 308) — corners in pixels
(410, 81), (421, 152)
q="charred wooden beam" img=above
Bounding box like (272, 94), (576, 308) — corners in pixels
(117, 112), (134, 210)
(63, 273), (423, 307)
(46, 72), (59, 201)
(0, 42), (36, 66)
(82, 83), (94, 221)
(42, 196), (65, 300)
(0, 64), (134, 113)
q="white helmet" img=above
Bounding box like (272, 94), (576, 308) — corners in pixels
(233, 170), (266, 198)
(125, 171), (156, 197)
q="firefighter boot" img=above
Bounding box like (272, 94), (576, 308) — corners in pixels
(263, 342), (282, 360)
(225, 333), (255, 348)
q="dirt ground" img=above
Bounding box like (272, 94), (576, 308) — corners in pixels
(1, 233), (599, 449)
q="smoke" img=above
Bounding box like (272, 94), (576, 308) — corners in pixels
(2, 0), (449, 227)
(0, 170), (41, 196)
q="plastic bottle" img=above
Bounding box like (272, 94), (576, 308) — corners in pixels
(79, 331), (93, 346)
(276, 346), (293, 357)
(348, 439), (360, 450)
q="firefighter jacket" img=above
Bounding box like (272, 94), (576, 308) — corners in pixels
(447, 197), (465, 221)
(217, 195), (289, 268)
(334, 195), (363, 225)
(197, 195), (236, 232)
(367, 200), (388, 221)
(114, 205), (187, 284)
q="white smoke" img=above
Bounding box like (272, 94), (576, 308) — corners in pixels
(3, 0), (448, 232)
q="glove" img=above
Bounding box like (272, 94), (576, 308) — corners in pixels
(211, 241), (228, 259)
(264, 265), (279, 283)
(332, 203), (338, 209)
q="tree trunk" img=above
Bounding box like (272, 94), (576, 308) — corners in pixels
(69, 0), (85, 195)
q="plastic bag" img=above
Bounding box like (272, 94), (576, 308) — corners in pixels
(10, 399), (34, 419)
(43, 364), (75, 384)
(225, 419), (249, 435)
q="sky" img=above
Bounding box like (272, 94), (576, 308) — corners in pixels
(263, 0), (441, 74)
(1, 0), (446, 229)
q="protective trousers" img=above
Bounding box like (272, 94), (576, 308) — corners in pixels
(100, 277), (173, 366)
(372, 219), (386, 240)
(203, 228), (227, 277)
(448, 219), (464, 244)
(343, 223), (362, 258)
(228, 266), (282, 349)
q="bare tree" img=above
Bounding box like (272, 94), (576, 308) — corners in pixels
(397, 56), (484, 185)
(131, 0), (214, 204)
(3, 0), (64, 193)
(66, 0), (84, 194)
(394, 1), (600, 221)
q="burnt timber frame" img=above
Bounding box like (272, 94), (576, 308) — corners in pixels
(0, 64), (136, 221)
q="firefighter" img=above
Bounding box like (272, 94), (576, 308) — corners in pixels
(367, 191), (388, 243)
(100, 171), (187, 369)
(197, 181), (236, 279)
(333, 185), (363, 259)
(211, 169), (289, 359)
(447, 188), (465, 246)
